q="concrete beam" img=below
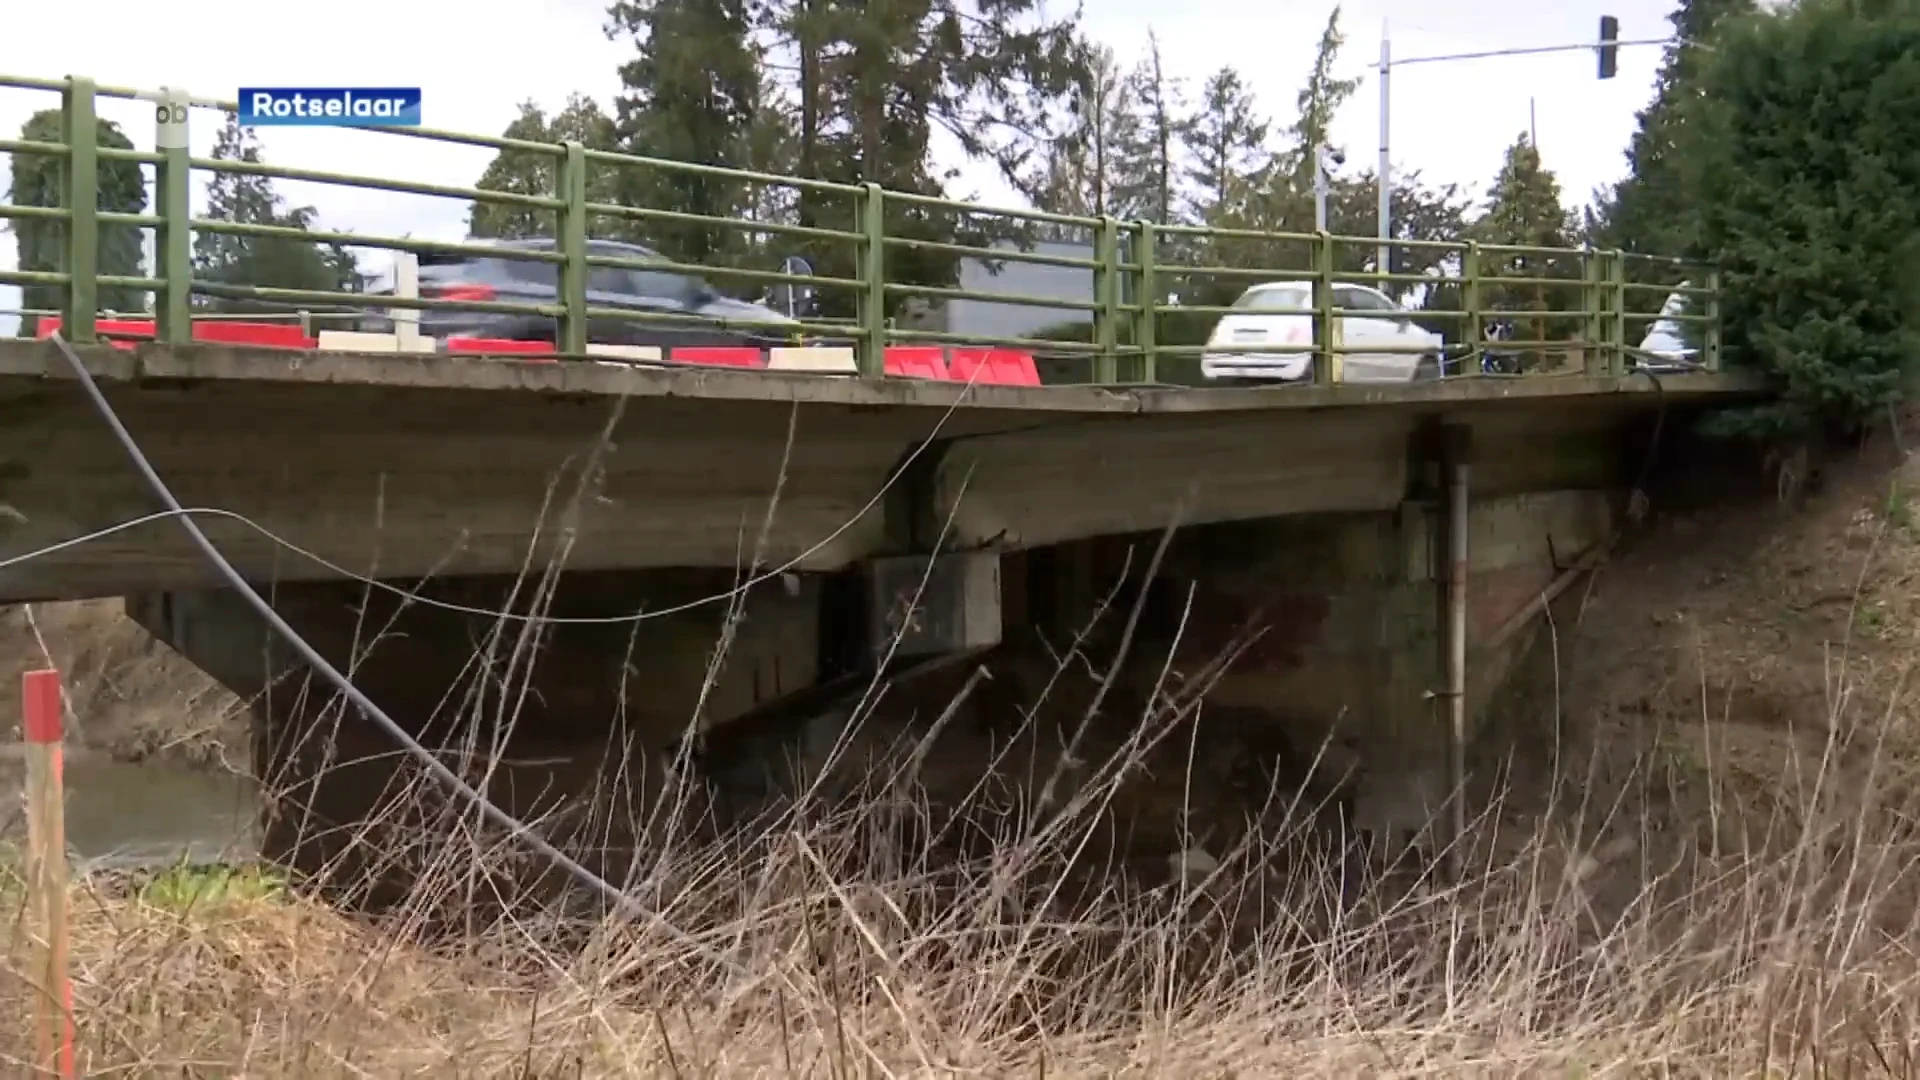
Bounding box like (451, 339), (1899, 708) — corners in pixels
(935, 410), (1411, 549)
(0, 341), (1756, 603)
(930, 407), (1634, 552)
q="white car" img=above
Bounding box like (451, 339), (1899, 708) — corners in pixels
(1635, 285), (1699, 372)
(1201, 281), (1446, 383)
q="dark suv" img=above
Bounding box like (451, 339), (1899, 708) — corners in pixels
(361, 237), (804, 350)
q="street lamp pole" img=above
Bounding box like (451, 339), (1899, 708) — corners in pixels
(1315, 145), (1341, 232)
(1375, 19), (1682, 276)
(1377, 30), (1391, 278)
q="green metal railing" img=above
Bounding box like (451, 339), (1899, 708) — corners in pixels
(0, 73), (1724, 386)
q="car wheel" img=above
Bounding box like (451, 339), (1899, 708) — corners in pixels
(1413, 354), (1441, 381)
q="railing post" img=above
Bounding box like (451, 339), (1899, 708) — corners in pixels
(1607, 251), (1628, 377)
(1462, 240), (1482, 378)
(61, 77), (98, 344)
(154, 87), (192, 345)
(1581, 245), (1607, 377)
(859, 182), (886, 378)
(1312, 229), (1337, 385)
(556, 141), (588, 355)
(1133, 221), (1158, 384)
(1704, 268), (1723, 372)
(1094, 215), (1120, 384)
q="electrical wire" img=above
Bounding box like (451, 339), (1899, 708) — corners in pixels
(41, 331), (736, 966)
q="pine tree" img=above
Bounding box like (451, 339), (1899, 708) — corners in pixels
(1021, 44), (1131, 229)
(1236, 5), (1359, 236)
(754, 0), (1088, 318)
(606, 0), (766, 265)
(1474, 133), (1578, 361)
(6, 109), (148, 333)
(1179, 66), (1270, 224)
(1477, 134), (1571, 251)
(1674, 0), (1920, 436)
(194, 114), (360, 314)
(1177, 4), (1358, 323)
(469, 96), (618, 239)
(1107, 31), (1187, 225)
(1285, 6), (1360, 189)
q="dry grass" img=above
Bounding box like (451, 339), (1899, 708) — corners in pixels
(1, 724), (1918, 1078)
(7, 571), (1920, 1078)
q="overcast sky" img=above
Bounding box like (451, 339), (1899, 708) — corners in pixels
(1, 0), (1690, 333)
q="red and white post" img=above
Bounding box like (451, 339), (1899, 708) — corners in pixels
(22, 669), (73, 1078)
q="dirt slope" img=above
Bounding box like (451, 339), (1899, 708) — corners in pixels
(0, 598), (245, 769)
(1499, 416), (1920, 901)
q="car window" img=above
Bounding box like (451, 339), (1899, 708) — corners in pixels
(1339, 287), (1399, 313)
(588, 246), (702, 301)
(629, 267), (699, 301)
(1234, 286), (1311, 311)
(588, 266), (633, 292)
(495, 258), (558, 288)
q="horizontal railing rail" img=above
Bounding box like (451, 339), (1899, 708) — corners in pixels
(0, 73), (1725, 385)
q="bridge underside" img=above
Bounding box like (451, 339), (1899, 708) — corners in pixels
(0, 342), (1755, 603)
(0, 341), (1761, 906)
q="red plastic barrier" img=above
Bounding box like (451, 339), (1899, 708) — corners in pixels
(35, 316), (157, 338)
(35, 316), (146, 350)
(192, 321), (318, 348)
(90, 318), (156, 339)
(444, 337), (555, 359)
(37, 316), (322, 350)
(883, 346), (950, 380)
(948, 348), (1040, 387)
(670, 347), (764, 368)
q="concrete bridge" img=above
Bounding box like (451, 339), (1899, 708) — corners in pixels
(0, 71), (1764, 899)
(0, 337), (1762, 896)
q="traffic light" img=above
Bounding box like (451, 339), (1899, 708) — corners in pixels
(1598, 15), (1620, 79)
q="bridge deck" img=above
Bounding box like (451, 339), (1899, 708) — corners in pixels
(0, 341), (1763, 603)
(0, 339), (1763, 416)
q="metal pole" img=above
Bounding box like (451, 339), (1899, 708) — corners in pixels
(1377, 29), (1392, 279)
(1314, 147), (1330, 233)
(1391, 36), (1686, 69)
(23, 669), (74, 1079)
(1444, 427), (1470, 882)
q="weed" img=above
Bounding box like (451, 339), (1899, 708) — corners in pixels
(139, 862), (285, 913)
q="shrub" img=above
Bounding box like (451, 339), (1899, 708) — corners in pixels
(1677, 0), (1920, 437)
